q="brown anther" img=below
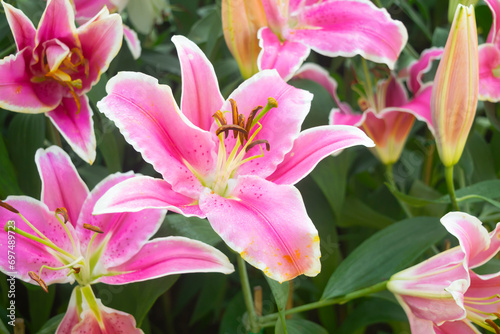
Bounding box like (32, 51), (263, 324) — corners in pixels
(486, 319), (500, 334)
(238, 114), (246, 143)
(229, 99), (239, 138)
(72, 267), (81, 274)
(215, 125), (248, 138)
(83, 223), (104, 234)
(245, 139), (270, 153)
(245, 106), (262, 134)
(0, 201), (19, 214)
(55, 207), (69, 223)
(213, 110), (228, 138)
(28, 271), (48, 293)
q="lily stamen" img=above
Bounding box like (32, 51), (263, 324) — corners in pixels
(215, 124), (248, 138)
(83, 224), (104, 234)
(28, 271), (48, 293)
(0, 200), (19, 213)
(245, 139), (270, 153)
(485, 320), (500, 334)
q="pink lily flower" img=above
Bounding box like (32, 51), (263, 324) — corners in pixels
(478, 0), (500, 102)
(73, 0), (142, 59)
(94, 35), (374, 282)
(300, 48), (442, 164)
(0, 146), (234, 332)
(387, 212), (500, 333)
(0, 0), (123, 163)
(257, 0), (408, 81)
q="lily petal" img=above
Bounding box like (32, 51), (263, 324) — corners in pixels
(73, 0), (116, 24)
(0, 197), (76, 285)
(260, 0), (289, 34)
(97, 71), (217, 199)
(199, 175), (321, 282)
(218, 69), (313, 179)
(71, 298), (143, 333)
(36, 0), (80, 49)
(46, 95), (97, 164)
(440, 212), (491, 265)
(257, 27), (311, 81)
(437, 320), (480, 334)
(123, 24), (141, 59)
(267, 125), (374, 185)
(2, 2), (36, 51)
(172, 35), (224, 131)
(406, 47), (443, 94)
(76, 7), (123, 93)
(290, 0), (408, 70)
(478, 44), (500, 102)
(99, 236), (234, 284)
(35, 146), (90, 227)
(466, 271), (500, 315)
(92, 175), (204, 218)
(57, 288), (81, 333)
(0, 49), (62, 113)
(467, 223), (500, 269)
(329, 108), (363, 127)
(77, 172), (167, 270)
(485, 0), (500, 45)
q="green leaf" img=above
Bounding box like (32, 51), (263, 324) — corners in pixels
(159, 214), (222, 246)
(219, 292), (247, 334)
(338, 298), (407, 334)
(266, 277), (289, 333)
(94, 275), (179, 326)
(36, 314), (64, 334)
(396, 0), (432, 41)
(28, 286), (55, 332)
(322, 216), (446, 300)
(276, 319), (328, 334)
(338, 197), (394, 229)
(189, 274), (228, 325)
(0, 135), (22, 198)
(6, 114), (45, 198)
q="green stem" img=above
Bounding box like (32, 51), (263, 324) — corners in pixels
(259, 281), (388, 326)
(361, 58), (376, 110)
(237, 255), (259, 333)
(445, 165), (459, 211)
(385, 164), (413, 218)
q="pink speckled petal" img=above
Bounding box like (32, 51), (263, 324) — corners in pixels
(172, 35), (224, 131)
(290, 0), (408, 70)
(478, 44), (500, 103)
(46, 96), (96, 164)
(0, 197), (76, 285)
(199, 175), (321, 282)
(73, 0), (116, 24)
(216, 69), (313, 179)
(76, 7), (123, 93)
(97, 71), (217, 199)
(257, 27), (310, 81)
(35, 146), (89, 227)
(267, 125), (374, 185)
(36, 0), (80, 48)
(406, 47), (443, 94)
(2, 2), (36, 51)
(0, 49), (62, 113)
(77, 172), (166, 269)
(99, 236), (234, 284)
(93, 175), (204, 218)
(123, 24), (141, 59)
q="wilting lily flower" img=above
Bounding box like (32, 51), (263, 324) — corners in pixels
(431, 4), (479, 167)
(257, 0), (408, 80)
(222, 0), (267, 79)
(0, 0), (123, 163)
(58, 286), (143, 333)
(0, 146), (234, 332)
(73, 0), (141, 59)
(387, 212), (500, 333)
(300, 49), (442, 164)
(478, 0), (500, 102)
(95, 35), (374, 282)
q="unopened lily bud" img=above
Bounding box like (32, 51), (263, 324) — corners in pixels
(431, 4), (479, 167)
(222, 0), (267, 79)
(448, 0), (478, 23)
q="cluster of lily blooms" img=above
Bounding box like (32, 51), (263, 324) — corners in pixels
(0, 0), (499, 332)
